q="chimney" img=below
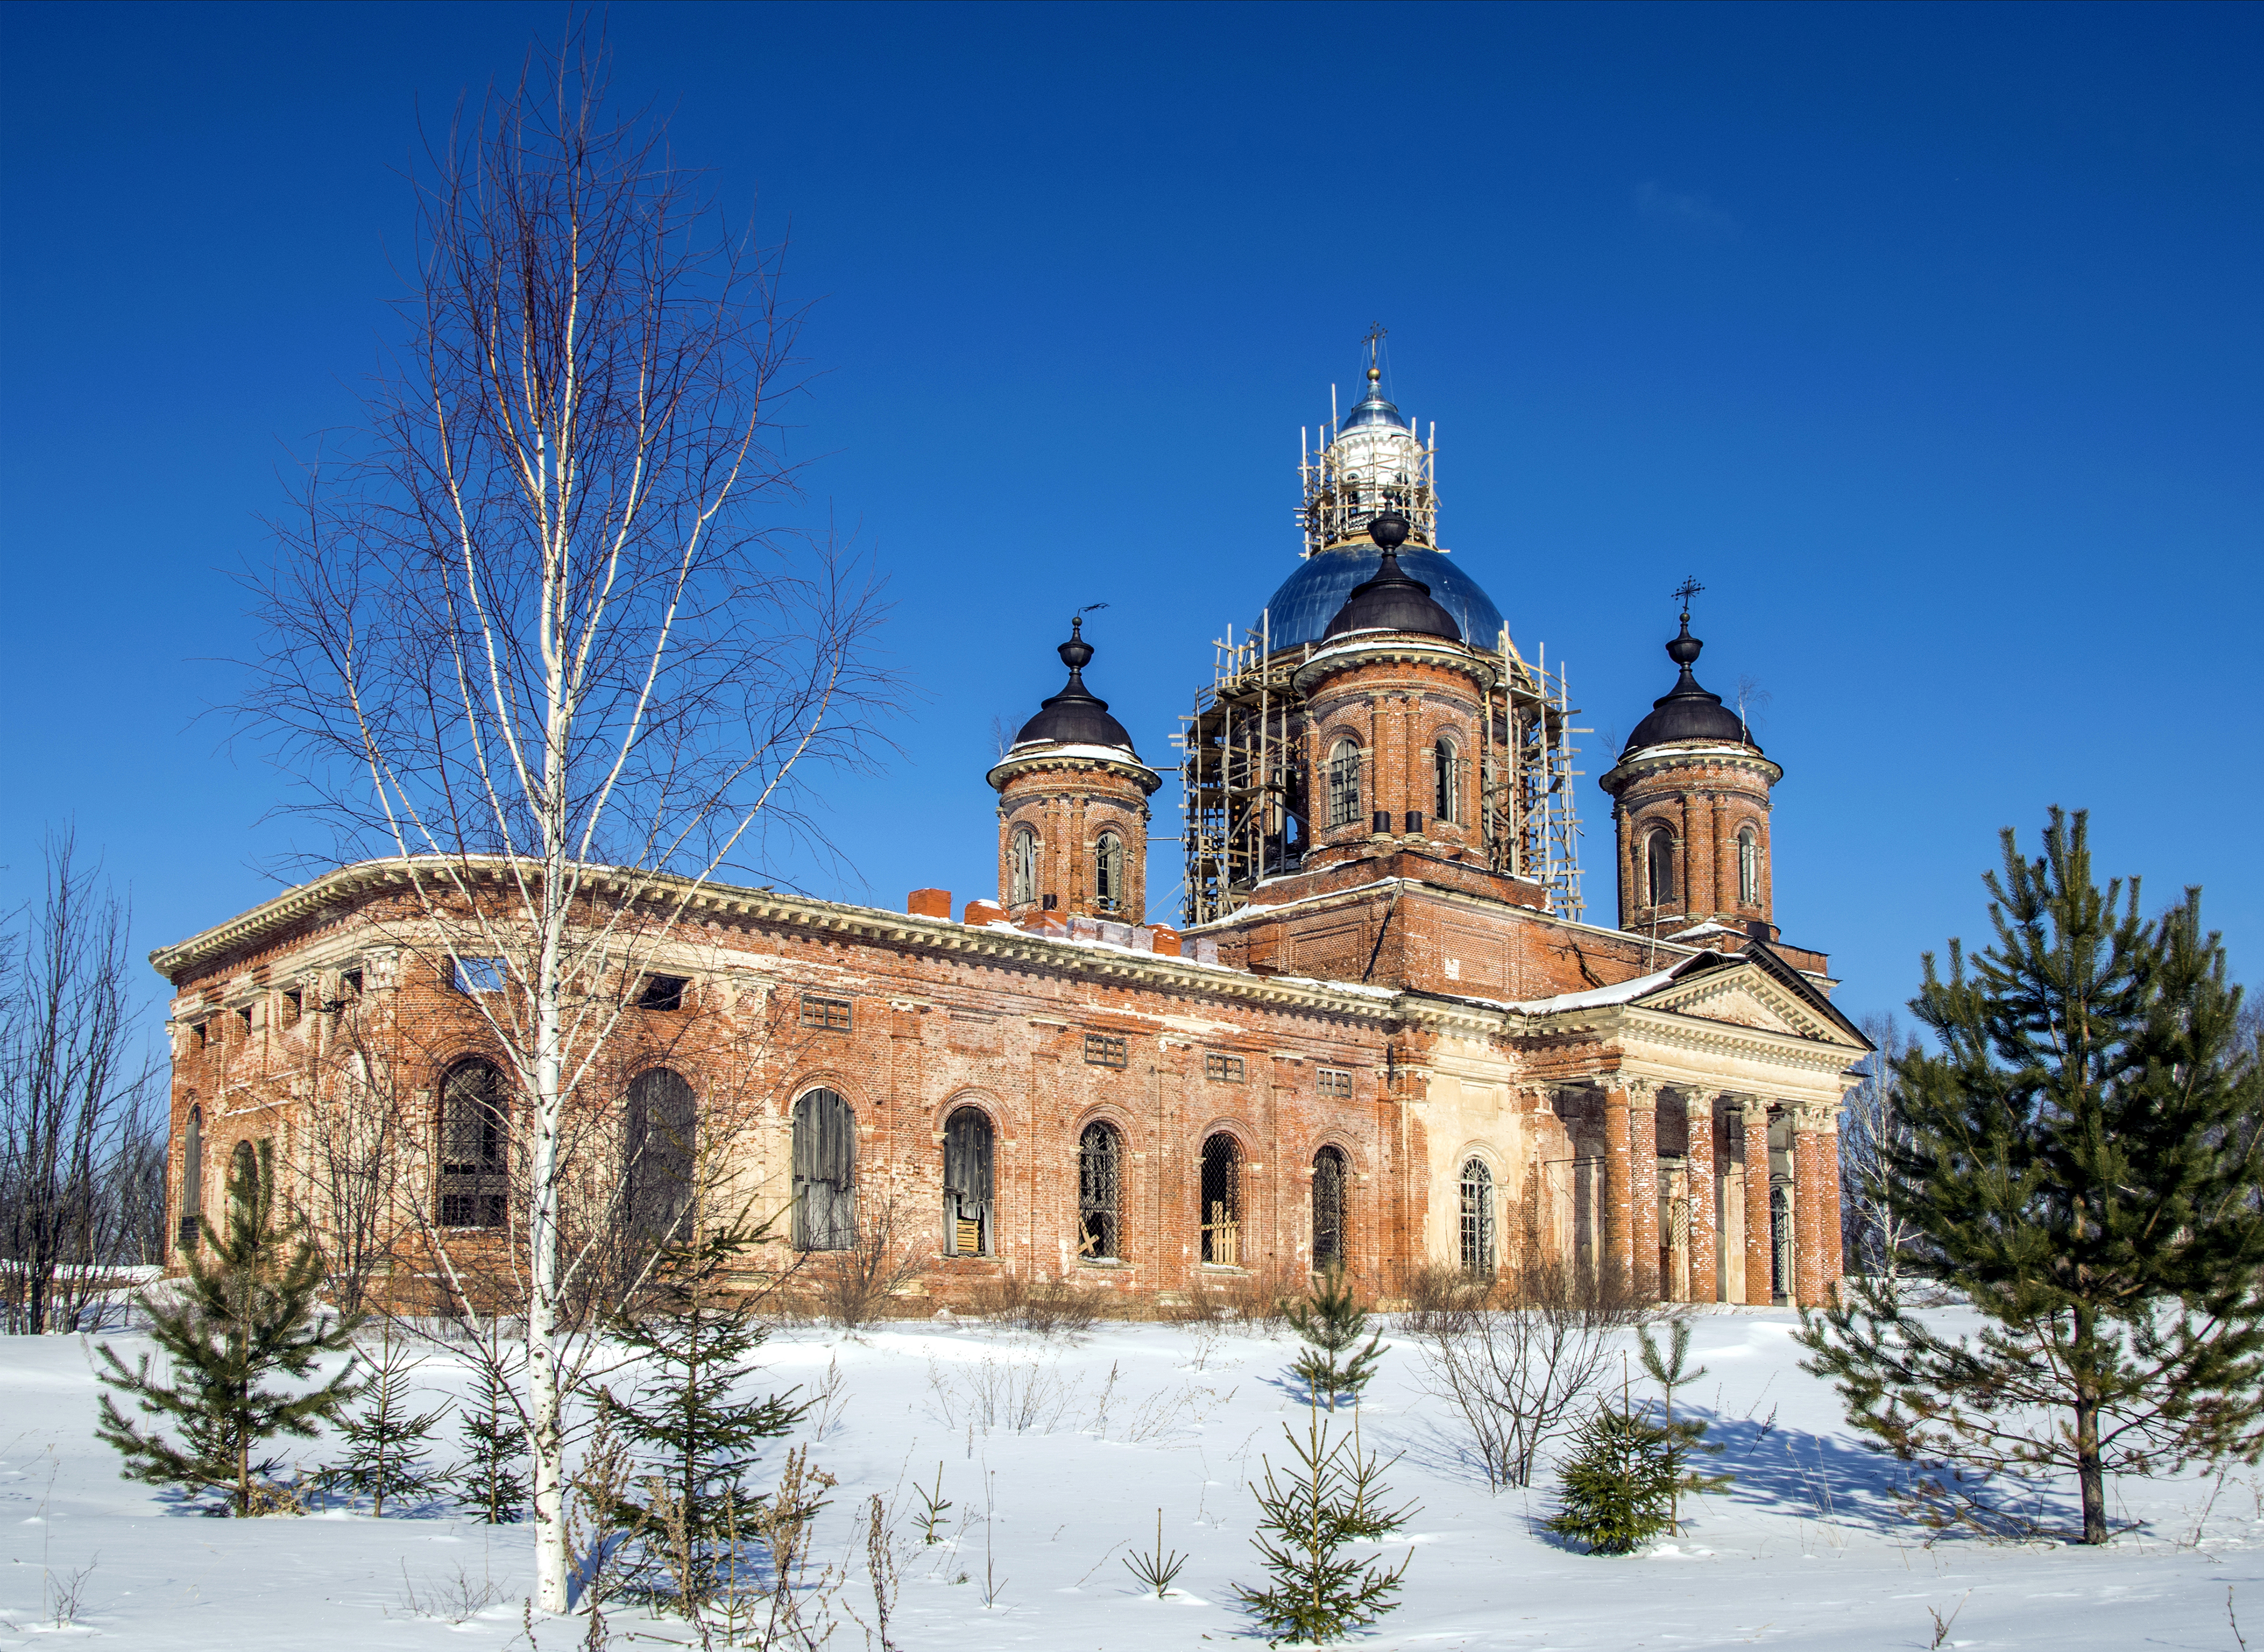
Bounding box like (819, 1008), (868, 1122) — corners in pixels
(908, 889), (952, 920)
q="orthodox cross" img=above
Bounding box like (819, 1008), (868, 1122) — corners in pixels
(1363, 322), (1387, 371)
(1672, 575), (1705, 619)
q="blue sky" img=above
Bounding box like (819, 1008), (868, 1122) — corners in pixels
(2, 1), (2258, 1044)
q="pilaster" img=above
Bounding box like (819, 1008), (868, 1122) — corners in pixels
(1740, 1097), (1773, 1305)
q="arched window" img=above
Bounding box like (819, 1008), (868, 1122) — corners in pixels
(1327, 740), (1362, 828)
(1433, 738), (1460, 827)
(439, 1059), (508, 1229)
(791, 1088), (855, 1251)
(1312, 1146), (1348, 1270)
(1769, 1182), (1791, 1301)
(1645, 828), (1676, 907)
(1200, 1132), (1243, 1266)
(1078, 1121), (1122, 1260)
(1737, 825), (1760, 908)
(1459, 1157), (1496, 1274)
(1095, 831), (1125, 913)
(177, 1104), (203, 1253)
(625, 1068), (695, 1249)
(1010, 826), (1039, 906)
(944, 1106), (995, 1257)
(230, 1139), (259, 1218)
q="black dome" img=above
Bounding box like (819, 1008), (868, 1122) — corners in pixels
(1322, 513), (1462, 643)
(1621, 618), (1756, 754)
(1011, 619), (1137, 752)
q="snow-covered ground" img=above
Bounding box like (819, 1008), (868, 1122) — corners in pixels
(1, 1307), (2255, 1649)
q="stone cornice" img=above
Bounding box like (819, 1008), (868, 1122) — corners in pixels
(1600, 741), (1783, 795)
(1292, 635), (1499, 697)
(985, 747), (1162, 796)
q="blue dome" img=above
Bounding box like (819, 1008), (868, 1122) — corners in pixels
(1258, 545), (1507, 652)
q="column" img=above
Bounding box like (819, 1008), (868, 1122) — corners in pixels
(1793, 1108), (1831, 1307)
(1602, 1082), (1633, 1302)
(1686, 1090), (1718, 1304)
(1742, 1098), (1773, 1305)
(1629, 1080), (1660, 1303)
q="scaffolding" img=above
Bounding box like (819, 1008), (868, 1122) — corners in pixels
(1177, 616), (1584, 929)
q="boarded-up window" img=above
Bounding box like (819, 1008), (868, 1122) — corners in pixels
(1095, 831), (1125, 913)
(1078, 1121), (1122, 1260)
(1084, 1033), (1127, 1070)
(1200, 1133), (1242, 1266)
(944, 1106), (994, 1257)
(1460, 1157), (1496, 1274)
(792, 1088), (856, 1251)
(439, 1060), (509, 1229)
(1010, 827), (1039, 906)
(177, 1105), (203, 1254)
(1312, 1146), (1347, 1269)
(1204, 1053), (1244, 1084)
(625, 1068), (695, 1249)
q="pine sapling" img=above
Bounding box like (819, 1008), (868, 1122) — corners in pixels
(322, 1319), (449, 1515)
(453, 1356), (531, 1524)
(1235, 1396), (1417, 1646)
(95, 1141), (361, 1515)
(1545, 1375), (1681, 1556)
(1638, 1319), (1733, 1529)
(1122, 1508), (1190, 1599)
(1284, 1267), (1385, 1412)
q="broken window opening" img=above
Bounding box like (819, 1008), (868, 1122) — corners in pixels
(1095, 831), (1125, 913)
(625, 1067), (695, 1250)
(438, 1059), (508, 1229)
(943, 1106), (995, 1258)
(177, 1104), (203, 1254)
(1645, 828), (1676, 907)
(638, 974), (689, 1012)
(1078, 1121), (1122, 1260)
(1459, 1156), (1495, 1275)
(791, 1088), (856, 1251)
(1084, 1032), (1128, 1069)
(1010, 826), (1039, 905)
(1204, 1052), (1245, 1084)
(1200, 1132), (1243, 1267)
(1311, 1146), (1347, 1270)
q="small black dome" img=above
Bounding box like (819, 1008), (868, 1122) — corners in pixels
(1322, 513), (1463, 642)
(1011, 619), (1137, 752)
(1621, 618), (1756, 754)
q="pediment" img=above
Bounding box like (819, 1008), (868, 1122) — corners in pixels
(1634, 957), (1865, 1048)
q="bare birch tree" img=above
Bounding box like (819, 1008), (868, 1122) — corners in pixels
(0, 830), (162, 1333)
(1838, 1011), (1924, 1288)
(236, 28), (889, 1612)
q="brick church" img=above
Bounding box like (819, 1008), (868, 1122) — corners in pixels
(153, 357), (1863, 1312)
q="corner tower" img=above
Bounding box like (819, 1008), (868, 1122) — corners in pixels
(988, 618), (1161, 922)
(1599, 593), (1783, 941)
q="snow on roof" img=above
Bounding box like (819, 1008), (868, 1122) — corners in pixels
(1502, 964), (1683, 1016)
(996, 741), (1155, 768)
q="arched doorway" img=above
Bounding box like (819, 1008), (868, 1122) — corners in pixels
(943, 1106), (995, 1257)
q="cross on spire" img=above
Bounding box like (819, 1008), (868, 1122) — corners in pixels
(1672, 575), (1705, 619)
(1362, 322), (1387, 374)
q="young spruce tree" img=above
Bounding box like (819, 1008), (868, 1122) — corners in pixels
(321, 1319), (449, 1515)
(96, 1142), (361, 1515)
(1799, 809), (2264, 1545)
(601, 1225), (806, 1602)
(1284, 1267), (1385, 1412)
(454, 1355), (532, 1523)
(1544, 1391), (1681, 1556)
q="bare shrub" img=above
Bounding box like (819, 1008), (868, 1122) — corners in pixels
(970, 1271), (1103, 1338)
(814, 1193), (926, 1330)
(1417, 1257), (1617, 1491)
(926, 1354), (1079, 1435)
(1396, 1262), (1490, 1337)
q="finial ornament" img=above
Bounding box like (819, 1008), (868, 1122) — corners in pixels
(1672, 575), (1706, 621)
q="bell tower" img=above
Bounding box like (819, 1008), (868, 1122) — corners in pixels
(1599, 585), (1783, 942)
(987, 618), (1161, 923)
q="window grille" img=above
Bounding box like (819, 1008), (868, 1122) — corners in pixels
(1204, 1052), (1245, 1083)
(625, 1068), (695, 1248)
(791, 1088), (856, 1250)
(1317, 1067), (1354, 1099)
(438, 1060), (508, 1229)
(800, 994), (852, 1032)
(1200, 1133), (1243, 1266)
(1095, 831), (1124, 913)
(1459, 1156), (1495, 1274)
(1078, 1121), (1122, 1260)
(1010, 826), (1039, 905)
(638, 974), (688, 1012)
(1770, 1182), (1792, 1300)
(453, 956), (506, 994)
(1738, 827), (1760, 907)
(1311, 1146), (1347, 1269)
(1327, 741), (1363, 828)
(1084, 1032), (1128, 1069)
(944, 1107), (995, 1257)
